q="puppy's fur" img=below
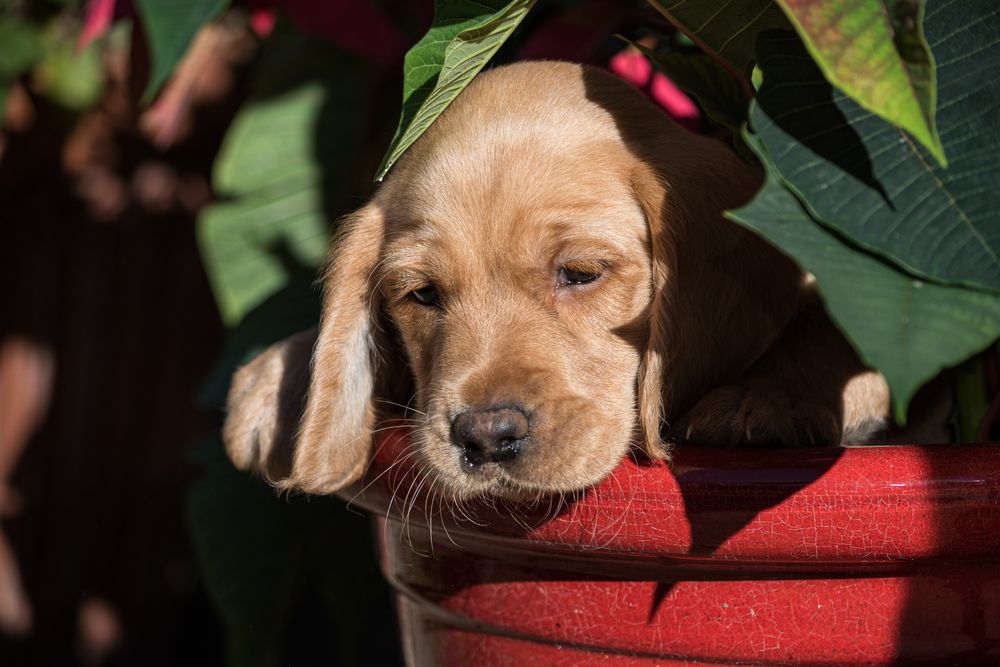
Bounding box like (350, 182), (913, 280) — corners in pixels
(223, 62), (897, 500)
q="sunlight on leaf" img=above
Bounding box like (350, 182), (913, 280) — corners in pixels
(730, 133), (1000, 420)
(751, 8), (1000, 291)
(199, 35), (372, 325)
(376, 0), (535, 180)
(776, 0), (945, 166)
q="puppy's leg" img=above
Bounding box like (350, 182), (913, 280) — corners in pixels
(675, 299), (891, 447)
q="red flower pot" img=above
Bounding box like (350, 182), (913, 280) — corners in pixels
(346, 431), (1000, 665)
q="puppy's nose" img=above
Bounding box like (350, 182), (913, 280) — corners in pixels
(451, 406), (529, 467)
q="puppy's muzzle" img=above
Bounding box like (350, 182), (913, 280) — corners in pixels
(450, 406), (530, 468)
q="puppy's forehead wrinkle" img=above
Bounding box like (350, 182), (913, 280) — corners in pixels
(384, 68), (637, 233)
(381, 207), (643, 300)
(394, 151), (627, 244)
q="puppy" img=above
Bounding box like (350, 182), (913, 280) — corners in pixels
(223, 61), (894, 501)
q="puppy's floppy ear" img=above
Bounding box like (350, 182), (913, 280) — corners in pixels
(580, 66), (800, 456)
(224, 203), (388, 494)
(288, 202), (387, 493)
(631, 164), (674, 462)
(224, 328), (317, 482)
(631, 135), (803, 458)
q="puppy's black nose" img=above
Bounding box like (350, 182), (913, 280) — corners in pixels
(451, 406), (529, 467)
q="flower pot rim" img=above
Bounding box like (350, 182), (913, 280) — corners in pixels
(344, 430), (1000, 565)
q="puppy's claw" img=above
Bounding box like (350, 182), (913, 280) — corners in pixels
(685, 423), (694, 441)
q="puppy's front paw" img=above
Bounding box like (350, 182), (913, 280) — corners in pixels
(674, 384), (841, 447)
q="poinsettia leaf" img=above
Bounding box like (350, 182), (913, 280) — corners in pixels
(750, 1), (1000, 292)
(0, 18), (44, 115)
(79, 0), (118, 50)
(198, 33), (373, 325)
(0, 18), (44, 78)
(34, 21), (105, 111)
(134, 0), (229, 103)
(776, 0), (945, 166)
(646, 0), (791, 80)
(375, 0), (535, 180)
(729, 133), (1000, 421)
(199, 184), (328, 325)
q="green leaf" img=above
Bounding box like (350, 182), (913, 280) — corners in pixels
(0, 19), (43, 78)
(775, 0), (945, 166)
(646, 0), (791, 80)
(628, 39), (749, 130)
(212, 85), (324, 196)
(375, 0), (535, 180)
(33, 24), (105, 111)
(187, 434), (310, 667)
(0, 18), (44, 115)
(134, 0), (228, 103)
(199, 183), (329, 325)
(188, 435), (383, 667)
(750, 6), (1000, 292)
(198, 34), (373, 325)
(729, 133), (1000, 421)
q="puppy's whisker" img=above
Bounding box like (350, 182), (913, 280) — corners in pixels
(424, 480), (436, 558)
(401, 467), (433, 552)
(506, 498), (534, 533)
(376, 416), (424, 424)
(436, 487), (461, 549)
(604, 468), (629, 549)
(411, 470), (435, 553)
(430, 479), (462, 550)
(447, 497), (467, 530)
(627, 446), (640, 467)
(354, 430), (418, 487)
(454, 495), (486, 527)
(348, 446), (419, 509)
(373, 398), (428, 417)
(384, 453), (422, 531)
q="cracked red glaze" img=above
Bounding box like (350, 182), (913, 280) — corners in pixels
(343, 430), (1000, 665)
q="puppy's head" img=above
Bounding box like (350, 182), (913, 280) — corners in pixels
(224, 62), (795, 499)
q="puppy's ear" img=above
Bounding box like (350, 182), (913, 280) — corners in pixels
(224, 328), (317, 482)
(224, 203), (388, 494)
(287, 202), (388, 494)
(631, 136), (804, 457)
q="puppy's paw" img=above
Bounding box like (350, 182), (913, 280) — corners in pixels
(674, 384), (841, 447)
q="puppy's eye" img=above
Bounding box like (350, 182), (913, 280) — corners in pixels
(409, 285), (440, 306)
(558, 264), (602, 286)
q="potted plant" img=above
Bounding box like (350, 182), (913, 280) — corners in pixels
(65, 0), (1000, 663)
(348, 2), (1000, 659)
(351, 428), (1000, 664)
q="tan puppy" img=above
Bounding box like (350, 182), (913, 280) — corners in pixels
(223, 61), (893, 500)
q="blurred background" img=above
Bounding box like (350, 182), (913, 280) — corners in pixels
(0, 1), (711, 664)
